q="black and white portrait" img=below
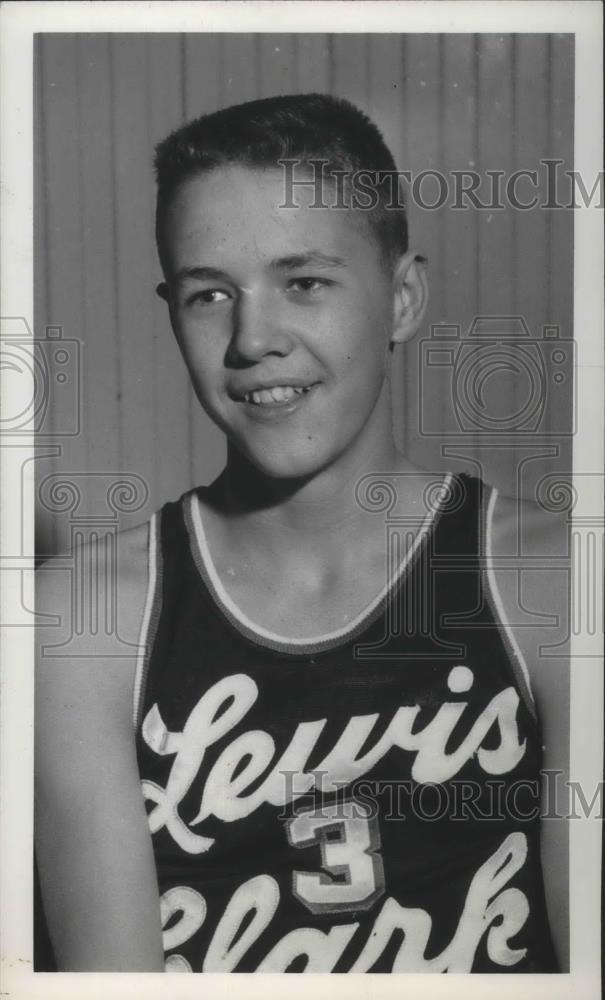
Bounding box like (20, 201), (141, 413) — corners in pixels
(0, 2), (602, 997)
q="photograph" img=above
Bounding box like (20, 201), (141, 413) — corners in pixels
(0, 2), (602, 997)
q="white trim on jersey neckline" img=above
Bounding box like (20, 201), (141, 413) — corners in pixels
(484, 486), (535, 708)
(132, 511), (158, 727)
(186, 471), (454, 648)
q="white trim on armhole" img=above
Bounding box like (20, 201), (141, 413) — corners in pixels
(132, 512), (158, 729)
(485, 486), (536, 714)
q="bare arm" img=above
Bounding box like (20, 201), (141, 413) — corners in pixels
(491, 491), (570, 971)
(34, 524), (165, 971)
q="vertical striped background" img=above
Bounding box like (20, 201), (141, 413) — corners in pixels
(34, 33), (574, 554)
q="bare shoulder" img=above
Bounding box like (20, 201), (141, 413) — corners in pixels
(488, 488), (569, 558)
(485, 486), (570, 701)
(35, 517), (153, 751)
(486, 486), (570, 967)
(487, 488), (570, 699)
(36, 519), (151, 649)
(34, 517), (165, 970)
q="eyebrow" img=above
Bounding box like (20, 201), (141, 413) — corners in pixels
(173, 251), (347, 286)
(270, 251), (348, 271)
(174, 266), (229, 286)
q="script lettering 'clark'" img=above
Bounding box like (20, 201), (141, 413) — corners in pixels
(141, 669), (526, 854)
(159, 830), (530, 972)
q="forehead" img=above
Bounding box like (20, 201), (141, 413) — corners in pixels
(158, 165), (382, 275)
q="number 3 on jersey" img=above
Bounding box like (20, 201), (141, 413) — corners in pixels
(285, 800), (385, 915)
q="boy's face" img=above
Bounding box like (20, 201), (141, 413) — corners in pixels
(159, 165), (407, 480)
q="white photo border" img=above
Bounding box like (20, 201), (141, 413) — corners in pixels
(1, 2), (602, 998)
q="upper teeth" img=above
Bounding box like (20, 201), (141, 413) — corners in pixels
(245, 385), (311, 404)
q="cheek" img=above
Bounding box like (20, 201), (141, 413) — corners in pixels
(174, 339), (223, 409)
(175, 317), (220, 370)
(344, 301), (392, 373)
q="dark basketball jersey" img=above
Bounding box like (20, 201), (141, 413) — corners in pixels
(133, 473), (558, 973)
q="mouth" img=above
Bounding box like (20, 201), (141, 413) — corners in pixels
(243, 384), (316, 406)
(235, 381), (321, 422)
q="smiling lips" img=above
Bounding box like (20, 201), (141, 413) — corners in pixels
(244, 384), (314, 405)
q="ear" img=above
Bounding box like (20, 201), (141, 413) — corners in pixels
(156, 281), (180, 341)
(391, 250), (429, 345)
(156, 281), (169, 303)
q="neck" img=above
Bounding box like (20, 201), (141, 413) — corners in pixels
(204, 390), (429, 563)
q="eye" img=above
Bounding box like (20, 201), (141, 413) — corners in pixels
(287, 276), (334, 294)
(187, 288), (232, 306)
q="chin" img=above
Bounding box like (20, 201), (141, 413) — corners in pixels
(239, 441), (334, 482)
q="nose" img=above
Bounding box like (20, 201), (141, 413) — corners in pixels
(225, 286), (294, 365)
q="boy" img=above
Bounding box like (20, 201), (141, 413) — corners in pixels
(35, 94), (569, 972)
